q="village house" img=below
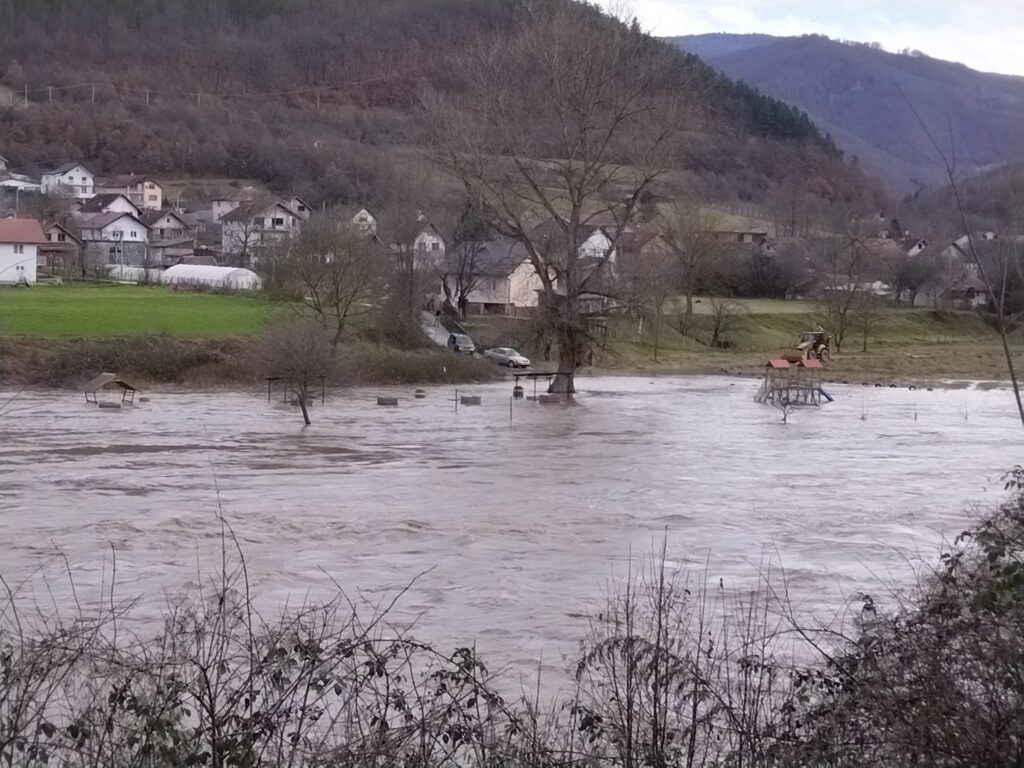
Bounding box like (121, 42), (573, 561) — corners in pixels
(446, 238), (542, 316)
(287, 196), (313, 221)
(0, 155), (6, 174)
(0, 172), (42, 193)
(414, 222), (446, 257)
(618, 226), (674, 272)
(914, 271), (990, 311)
(41, 163), (95, 199)
(220, 199), (303, 263)
(141, 209), (192, 240)
(530, 216), (620, 265)
(78, 193), (142, 218)
(0, 217), (47, 285)
(96, 174), (164, 210)
(350, 207), (377, 235)
(76, 211), (150, 271)
(0, 84), (25, 109)
(40, 221), (84, 275)
(182, 197), (243, 225)
(141, 209), (195, 266)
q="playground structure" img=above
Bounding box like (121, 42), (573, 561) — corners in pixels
(782, 327), (832, 364)
(755, 358), (833, 407)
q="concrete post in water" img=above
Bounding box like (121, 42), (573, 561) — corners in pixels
(377, 397), (399, 407)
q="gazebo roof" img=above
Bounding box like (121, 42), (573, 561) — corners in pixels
(82, 372), (137, 393)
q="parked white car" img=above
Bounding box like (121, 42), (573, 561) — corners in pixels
(484, 347), (531, 368)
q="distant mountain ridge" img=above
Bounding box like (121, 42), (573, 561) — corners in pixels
(666, 33), (1024, 192)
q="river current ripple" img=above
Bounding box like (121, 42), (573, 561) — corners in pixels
(1, 376), (1019, 679)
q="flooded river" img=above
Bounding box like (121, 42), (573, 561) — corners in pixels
(1, 376), (1020, 678)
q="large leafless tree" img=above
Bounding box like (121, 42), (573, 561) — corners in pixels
(264, 214), (382, 350)
(903, 93), (1024, 426)
(424, 6), (698, 393)
(658, 203), (733, 339)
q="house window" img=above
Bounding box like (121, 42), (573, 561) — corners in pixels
(272, 217), (284, 227)
(148, 194), (158, 202)
(113, 231), (123, 239)
(58, 233), (66, 242)
(431, 242), (440, 251)
(14, 244), (24, 255)
(129, 231), (137, 238)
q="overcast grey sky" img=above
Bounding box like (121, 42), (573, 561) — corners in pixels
(597, 1), (1024, 76)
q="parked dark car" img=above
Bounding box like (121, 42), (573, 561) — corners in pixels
(447, 333), (475, 354)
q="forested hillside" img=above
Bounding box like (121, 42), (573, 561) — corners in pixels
(0, 0), (873, 209)
(669, 33), (1024, 193)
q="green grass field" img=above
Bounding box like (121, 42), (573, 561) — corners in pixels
(0, 284), (276, 338)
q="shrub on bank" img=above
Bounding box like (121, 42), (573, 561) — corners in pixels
(3, 473), (1023, 766)
(339, 343), (501, 386)
(0, 335), (501, 389)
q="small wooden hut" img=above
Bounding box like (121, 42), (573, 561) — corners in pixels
(82, 373), (138, 404)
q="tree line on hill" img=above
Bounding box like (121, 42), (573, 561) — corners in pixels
(0, 0), (869, 211)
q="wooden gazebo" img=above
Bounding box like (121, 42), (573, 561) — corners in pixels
(82, 373), (138, 404)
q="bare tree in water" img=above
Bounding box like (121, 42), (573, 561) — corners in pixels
(261, 320), (335, 426)
(424, 6), (698, 393)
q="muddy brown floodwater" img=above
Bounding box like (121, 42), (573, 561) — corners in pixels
(1, 376), (1021, 681)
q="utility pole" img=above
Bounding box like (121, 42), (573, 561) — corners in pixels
(316, 88), (321, 113)
(91, 84), (96, 104)
(23, 84), (28, 106)
(48, 86), (53, 103)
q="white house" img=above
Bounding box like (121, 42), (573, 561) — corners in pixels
(41, 163), (95, 199)
(78, 193), (142, 218)
(351, 207), (377, 235)
(414, 224), (446, 257)
(444, 238), (542, 316)
(96, 175), (164, 210)
(578, 226), (618, 264)
(287, 196), (313, 221)
(212, 198), (240, 221)
(141, 209), (192, 240)
(76, 211), (151, 271)
(220, 199), (303, 262)
(0, 218), (46, 285)
(78, 212), (150, 245)
(0, 155), (7, 174)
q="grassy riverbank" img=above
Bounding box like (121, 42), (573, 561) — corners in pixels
(0, 285), (1014, 386)
(464, 299), (1013, 384)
